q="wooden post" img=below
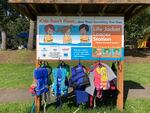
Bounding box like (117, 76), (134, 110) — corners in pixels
(35, 95), (40, 113)
(35, 60), (41, 113)
(117, 61), (124, 111)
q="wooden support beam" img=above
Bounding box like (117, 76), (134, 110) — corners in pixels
(125, 5), (149, 21)
(35, 95), (40, 113)
(119, 5), (127, 13)
(54, 4), (62, 16)
(10, 3), (36, 20)
(124, 4), (134, 14)
(130, 5), (143, 15)
(8, 0), (150, 4)
(29, 4), (38, 14)
(37, 12), (124, 16)
(98, 4), (108, 16)
(117, 61), (124, 111)
(77, 4), (83, 16)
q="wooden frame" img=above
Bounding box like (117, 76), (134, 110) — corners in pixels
(9, 1), (149, 21)
(8, 0), (150, 4)
(36, 15), (124, 112)
(117, 61), (124, 111)
(35, 60), (124, 112)
(8, 1), (150, 113)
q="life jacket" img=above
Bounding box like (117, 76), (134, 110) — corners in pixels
(52, 67), (68, 96)
(93, 66), (110, 91)
(70, 64), (90, 88)
(100, 67), (109, 90)
(33, 68), (49, 96)
(57, 62), (70, 77)
(93, 68), (101, 90)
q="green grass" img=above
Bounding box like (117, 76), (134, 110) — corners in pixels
(125, 63), (150, 85)
(0, 64), (34, 88)
(0, 62), (150, 88)
(0, 99), (149, 113)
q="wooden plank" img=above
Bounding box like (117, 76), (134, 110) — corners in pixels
(10, 3), (36, 20)
(98, 4), (108, 16)
(125, 5), (149, 21)
(37, 12), (124, 16)
(35, 95), (40, 113)
(131, 5), (143, 14)
(29, 4), (38, 14)
(123, 4), (134, 13)
(9, 0), (150, 4)
(119, 5), (127, 13)
(77, 4), (83, 16)
(117, 61), (124, 111)
(54, 4), (62, 16)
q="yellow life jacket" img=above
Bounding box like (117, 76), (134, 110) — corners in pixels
(80, 35), (89, 43)
(44, 35), (53, 43)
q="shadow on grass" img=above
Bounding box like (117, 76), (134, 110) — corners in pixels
(125, 48), (150, 57)
(45, 89), (118, 112)
(124, 80), (145, 105)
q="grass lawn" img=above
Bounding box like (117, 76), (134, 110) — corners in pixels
(0, 51), (150, 113)
(0, 62), (150, 88)
(0, 99), (150, 113)
(0, 64), (34, 88)
(125, 63), (150, 85)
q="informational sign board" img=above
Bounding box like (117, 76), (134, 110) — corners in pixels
(37, 16), (124, 60)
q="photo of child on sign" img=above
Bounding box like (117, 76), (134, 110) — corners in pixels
(57, 25), (72, 44)
(43, 24), (55, 43)
(79, 24), (90, 43)
(39, 24), (92, 46)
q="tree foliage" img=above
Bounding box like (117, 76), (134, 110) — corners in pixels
(125, 7), (150, 41)
(0, 0), (29, 49)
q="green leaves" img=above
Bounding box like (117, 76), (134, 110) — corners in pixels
(125, 8), (150, 41)
(0, 0), (29, 49)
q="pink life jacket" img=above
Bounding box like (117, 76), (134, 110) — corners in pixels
(93, 68), (102, 90)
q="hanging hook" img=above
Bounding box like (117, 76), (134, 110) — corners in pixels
(78, 58), (81, 65)
(99, 58), (101, 65)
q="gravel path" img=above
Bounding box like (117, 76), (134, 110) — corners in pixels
(0, 86), (150, 104)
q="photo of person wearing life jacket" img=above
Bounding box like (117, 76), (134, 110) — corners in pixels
(44, 24), (55, 43)
(57, 25), (72, 44)
(102, 48), (111, 57)
(92, 48), (102, 58)
(79, 24), (89, 43)
(114, 48), (121, 57)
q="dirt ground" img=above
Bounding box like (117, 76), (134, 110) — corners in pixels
(124, 49), (150, 63)
(0, 50), (36, 64)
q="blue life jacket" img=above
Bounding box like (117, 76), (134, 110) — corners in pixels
(74, 89), (89, 104)
(70, 64), (90, 88)
(52, 67), (68, 96)
(34, 68), (49, 96)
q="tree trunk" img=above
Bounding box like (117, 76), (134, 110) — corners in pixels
(1, 30), (7, 50)
(27, 20), (35, 50)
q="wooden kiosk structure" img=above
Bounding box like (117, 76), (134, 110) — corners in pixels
(9, 0), (150, 112)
